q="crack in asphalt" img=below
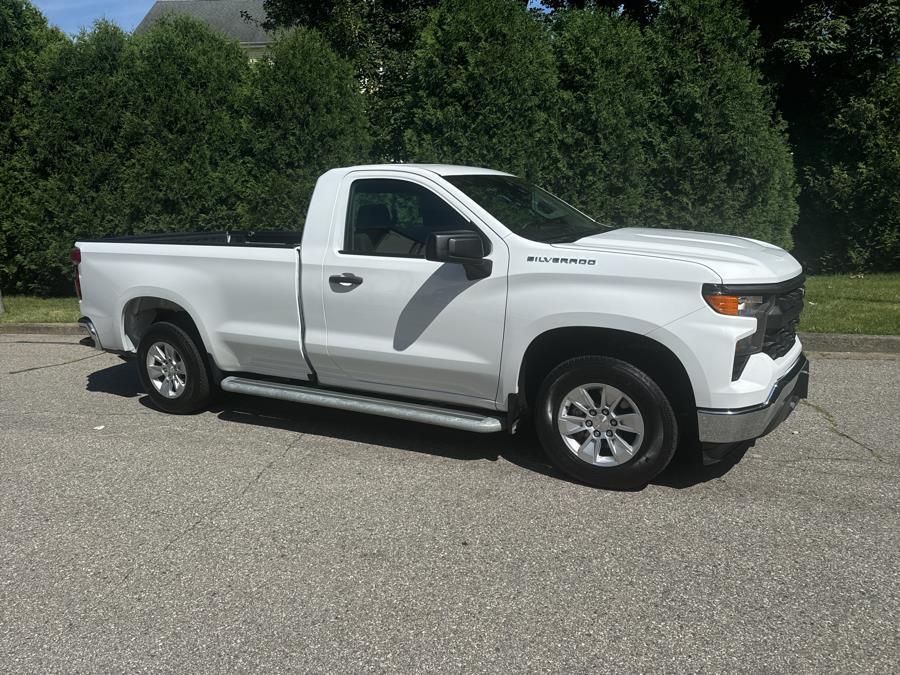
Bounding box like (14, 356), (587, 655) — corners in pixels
(93, 434), (305, 602)
(1, 340), (86, 346)
(7, 352), (104, 375)
(801, 400), (884, 461)
(0, 410), (153, 417)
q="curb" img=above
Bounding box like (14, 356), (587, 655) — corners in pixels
(798, 332), (900, 354)
(0, 323), (83, 335)
(1, 323), (898, 353)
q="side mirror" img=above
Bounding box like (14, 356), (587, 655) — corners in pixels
(425, 230), (492, 280)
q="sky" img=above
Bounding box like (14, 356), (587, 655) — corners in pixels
(32, 0), (548, 36)
(32, 0), (157, 35)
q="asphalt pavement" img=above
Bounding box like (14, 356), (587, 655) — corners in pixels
(1, 335), (897, 672)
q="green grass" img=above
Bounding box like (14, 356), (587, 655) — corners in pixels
(800, 274), (900, 335)
(0, 295), (80, 324)
(1, 273), (898, 334)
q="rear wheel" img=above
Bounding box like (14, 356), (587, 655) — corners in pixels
(137, 321), (211, 414)
(535, 356), (678, 489)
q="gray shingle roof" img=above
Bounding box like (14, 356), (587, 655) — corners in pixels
(134, 0), (271, 45)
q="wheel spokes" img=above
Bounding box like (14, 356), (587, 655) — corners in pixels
(614, 412), (644, 435)
(558, 413), (587, 437)
(568, 387), (597, 412)
(608, 434), (635, 463)
(146, 341), (187, 399)
(576, 436), (598, 464)
(605, 388), (624, 414)
(556, 382), (645, 467)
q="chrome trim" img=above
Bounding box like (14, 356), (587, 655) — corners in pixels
(697, 355), (809, 443)
(220, 376), (505, 433)
(78, 317), (102, 351)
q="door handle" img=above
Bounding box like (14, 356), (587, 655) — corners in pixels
(329, 273), (364, 287)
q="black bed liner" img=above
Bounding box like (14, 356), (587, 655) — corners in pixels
(78, 230), (303, 248)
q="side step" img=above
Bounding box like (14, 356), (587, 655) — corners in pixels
(220, 376), (505, 434)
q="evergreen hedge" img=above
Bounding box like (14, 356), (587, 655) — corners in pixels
(0, 0), (894, 294)
(0, 11), (369, 293)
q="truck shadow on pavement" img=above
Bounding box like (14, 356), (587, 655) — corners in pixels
(86, 359), (145, 398)
(87, 360), (747, 490)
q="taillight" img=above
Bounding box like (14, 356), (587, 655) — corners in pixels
(71, 247), (82, 299)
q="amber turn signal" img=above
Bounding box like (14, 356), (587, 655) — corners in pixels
(704, 294), (740, 315)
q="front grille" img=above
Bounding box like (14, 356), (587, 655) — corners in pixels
(762, 286), (804, 360)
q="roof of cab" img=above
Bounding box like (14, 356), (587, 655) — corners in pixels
(332, 164), (513, 177)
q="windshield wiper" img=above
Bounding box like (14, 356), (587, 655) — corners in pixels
(542, 233), (584, 244)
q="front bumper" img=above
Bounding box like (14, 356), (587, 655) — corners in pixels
(696, 354), (809, 444)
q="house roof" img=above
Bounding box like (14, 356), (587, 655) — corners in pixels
(134, 0), (271, 45)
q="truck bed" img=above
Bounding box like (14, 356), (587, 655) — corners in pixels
(79, 230), (304, 248)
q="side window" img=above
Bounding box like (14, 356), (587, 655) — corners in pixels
(344, 178), (473, 257)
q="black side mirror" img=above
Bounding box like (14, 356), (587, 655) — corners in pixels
(425, 230), (492, 280)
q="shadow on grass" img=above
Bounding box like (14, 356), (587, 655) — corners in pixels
(87, 360), (747, 490)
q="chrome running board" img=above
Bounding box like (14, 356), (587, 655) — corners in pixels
(220, 376), (505, 433)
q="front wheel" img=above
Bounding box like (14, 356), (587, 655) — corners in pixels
(137, 321), (211, 414)
(535, 356), (678, 489)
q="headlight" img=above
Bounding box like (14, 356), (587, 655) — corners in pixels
(703, 293), (766, 316)
(703, 288), (773, 380)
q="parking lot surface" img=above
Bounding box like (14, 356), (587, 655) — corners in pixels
(1, 335), (897, 671)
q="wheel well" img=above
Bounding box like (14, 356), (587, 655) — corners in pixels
(518, 327), (696, 420)
(122, 297), (205, 354)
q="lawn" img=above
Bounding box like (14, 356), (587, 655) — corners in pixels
(801, 273), (900, 335)
(0, 295), (80, 324)
(1, 273), (899, 333)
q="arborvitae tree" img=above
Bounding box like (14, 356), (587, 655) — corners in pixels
(400, 0), (560, 182)
(552, 9), (662, 224)
(7, 21), (130, 294)
(2, 15), (253, 294)
(254, 1), (442, 160)
(117, 15), (252, 235)
(0, 0), (62, 148)
(648, 0), (798, 247)
(243, 27), (371, 230)
(0, 0), (65, 292)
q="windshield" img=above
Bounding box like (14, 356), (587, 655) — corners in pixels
(444, 175), (613, 243)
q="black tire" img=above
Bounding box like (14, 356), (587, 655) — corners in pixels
(535, 355), (678, 489)
(137, 321), (211, 414)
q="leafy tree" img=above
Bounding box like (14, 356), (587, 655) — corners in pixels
(552, 9), (662, 224)
(803, 65), (900, 270)
(646, 0), (798, 246)
(744, 0), (900, 269)
(542, 0), (658, 24)
(400, 0), (560, 181)
(255, 0), (440, 85)
(244, 27), (371, 229)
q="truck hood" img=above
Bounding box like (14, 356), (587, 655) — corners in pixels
(556, 228), (802, 284)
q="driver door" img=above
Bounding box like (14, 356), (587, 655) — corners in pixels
(318, 172), (508, 407)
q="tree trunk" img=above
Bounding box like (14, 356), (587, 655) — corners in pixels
(0, 290), (5, 315)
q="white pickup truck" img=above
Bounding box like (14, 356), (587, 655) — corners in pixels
(75, 164), (808, 488)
